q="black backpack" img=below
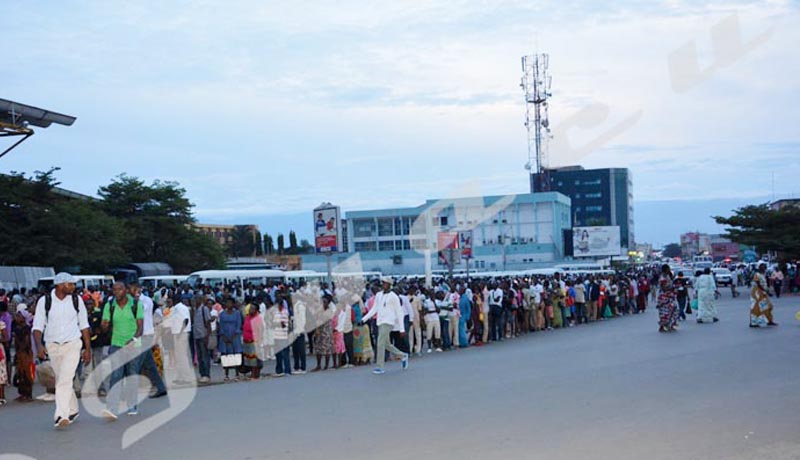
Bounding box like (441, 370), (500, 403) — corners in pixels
(105, 298), (140, 332)
(43, 292), (80, 319)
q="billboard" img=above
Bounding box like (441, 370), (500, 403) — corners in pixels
(314, 204), (342, 254)
(437, 232), (459, 265)
(459, 231), (473, 259)
(572, 226), (621, 257)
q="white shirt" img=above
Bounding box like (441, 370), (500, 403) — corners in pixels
(533, 284), (543, 304)
(336, 304), (353, 334)
(171, 302), (191, 334)
(140, 294), (155, 336)
(293, 301), (306, 334)
(32, 290), (89, 344)
(361, 290), (404, 330)
(400, 295), (413, 318)
(490, 288), (503, 306)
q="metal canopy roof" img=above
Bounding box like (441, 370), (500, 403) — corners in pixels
(0, 98), (76, 128)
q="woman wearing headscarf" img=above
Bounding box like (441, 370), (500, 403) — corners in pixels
(657, 264), (679, 333)
(695, 268), (719, 324)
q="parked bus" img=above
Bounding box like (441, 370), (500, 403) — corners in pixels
(38, 275), (115, 292)
(185, 269), (286, 290)
(139, 275), (189, 290)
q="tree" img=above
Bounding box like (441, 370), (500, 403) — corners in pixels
(277, 233), (285, 255)
(98, 174), (224, 271)
(228, 225), (256, 257)
(264, 233), (275, 255)
(0, 169), (127, 271)
(299, 239), (314, 254)
(254, 231), (264, 256)
(662, 243), (682, 259)
(288, 230), (299, 255)
(714, 204), (800, 260)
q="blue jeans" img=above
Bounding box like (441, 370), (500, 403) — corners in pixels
(275, 340), (291, 375)
(194, 338), (210, 378)
(440, 318), (451, 349)
(292, 335), (306, 371)
(139, 339), (167, 394)
(106, 345), (142, 414)
(489, 307), (504, 341)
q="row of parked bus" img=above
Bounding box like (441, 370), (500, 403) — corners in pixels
(37, 262), (619, 292)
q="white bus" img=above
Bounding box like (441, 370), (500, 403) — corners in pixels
(139, 275), (189, 290)
(37, 275), (115, 292)
(185, 269), (286, 290)
(284, 270), (326, 284)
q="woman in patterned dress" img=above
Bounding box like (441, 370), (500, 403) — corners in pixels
(657, 264), (679, 332)
(311, 295), (334, 372)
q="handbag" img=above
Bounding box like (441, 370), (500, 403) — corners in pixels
(221, 353), (242, 368)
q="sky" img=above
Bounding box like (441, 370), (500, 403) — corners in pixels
(2, 1), (798, 247)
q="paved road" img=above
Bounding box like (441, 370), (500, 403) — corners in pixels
(2, 292), (799, 460)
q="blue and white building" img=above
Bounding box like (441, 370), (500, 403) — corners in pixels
(302, 192), (572, 275)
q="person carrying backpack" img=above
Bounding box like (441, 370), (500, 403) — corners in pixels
(31, 273), (92, 429)
(100, 281), (144, 420)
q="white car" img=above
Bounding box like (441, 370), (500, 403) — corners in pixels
(712, 268), (733, 286)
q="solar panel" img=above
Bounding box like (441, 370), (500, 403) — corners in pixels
(0, 98), (76, 128)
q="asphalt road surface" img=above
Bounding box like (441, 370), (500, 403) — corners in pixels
(2, 292), (799, 460)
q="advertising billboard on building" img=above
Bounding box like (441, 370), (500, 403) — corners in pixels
(437, 232), (459, 265)
(572, 226), (621, 257)
(459, 231), (473, 259)
(314, 204), (342, 254)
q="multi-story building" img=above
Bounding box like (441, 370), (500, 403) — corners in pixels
(194, 223), (259, 252)
(302, 192), (572, 275)
(680, 232), (712, 259)
(532, 166), (634, 249)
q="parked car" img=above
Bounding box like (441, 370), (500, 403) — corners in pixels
(712, 268), (733, 286)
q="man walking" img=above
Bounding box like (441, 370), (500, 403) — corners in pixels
(32, 273), (92, 429)
(360, 278), (408, 375)
(130, 283), (168, 398)
(192, 298), (213, 384)
(101, 281), (144, 420)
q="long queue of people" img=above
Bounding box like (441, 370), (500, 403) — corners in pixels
(2, 264), (760, 429)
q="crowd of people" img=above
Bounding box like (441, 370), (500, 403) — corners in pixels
(0, 261), (784, 428)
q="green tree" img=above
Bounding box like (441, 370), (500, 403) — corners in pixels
(277, 233), (285, 255)
(662, 243), (682, 259)
(299, 239), (314, 254)
(264, 233), (274, 255)
(228, 225), (255, 257)
(714, 204), (800, 260)
(98, 174), (224, 272)
(254, 231), (264, 256)
(0, 169), (126, 271)
(288, 230), (299, 254)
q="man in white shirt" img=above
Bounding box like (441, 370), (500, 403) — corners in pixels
(170, 298), (193, 385)
(337, 301), (355, 368)
(130, 283), (167, 398)
(360, 278), (408, 375)
(292, 298), (307, 374)
(32, 273), (92, 429)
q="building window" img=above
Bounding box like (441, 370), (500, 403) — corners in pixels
(355, 241), (377, 252)
(583, 179), (601, 186)
(377, 218), (394, 237)
(353, 219), (376, 238)
(574, 180), (581, 185)
(586, 205), (603, 212)
(402, 240), (411, 250)
(585, 192), (602, 199)
(379, 241), (394, 251)
(440, 216), (448, 227)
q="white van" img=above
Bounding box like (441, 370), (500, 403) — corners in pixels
(139, 275), (189, 290)
(185, 269), (286, 290)
(37, 275), (115, 292)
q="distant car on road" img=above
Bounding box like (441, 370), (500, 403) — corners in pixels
(712, 268), (733, 286)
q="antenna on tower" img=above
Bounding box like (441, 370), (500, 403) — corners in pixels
(521, 53), (552, 193)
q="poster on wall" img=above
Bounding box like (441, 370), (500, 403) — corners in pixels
(572, 226), (621, 257)
(459, 231), (473, 259)
(437, 231), (459, 265)
(314, 204), (342, 254)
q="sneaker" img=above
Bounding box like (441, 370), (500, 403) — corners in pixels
(198, 376), (211, 384)
(274, 373), (285, 378)
(294, 370), (306, 375)
(68, 413), (79, 424)
(372, 368), (385, 375)
(127, 407), (139, 416)
(54, 417), (70, 429)
(435, 348), (443, 352)
(401, 354), (409, 371)
(149, 390), (168, 399)
(426, 348), (432, 353)
(102, 409), (118, 421)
